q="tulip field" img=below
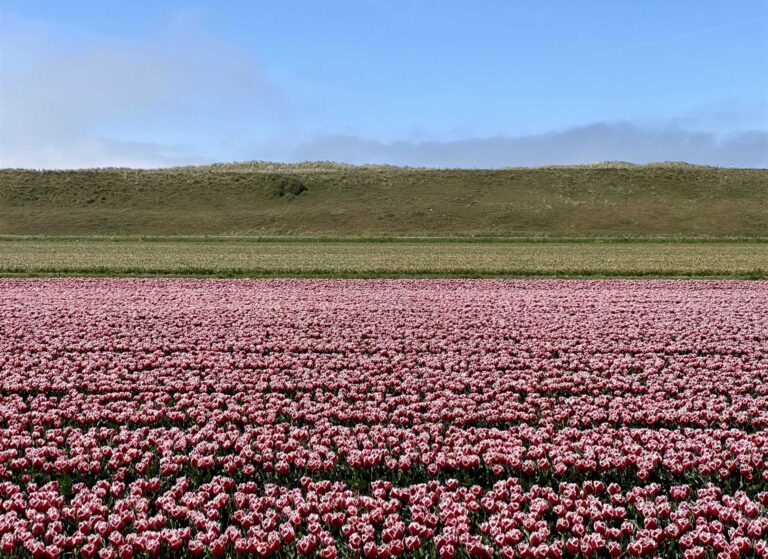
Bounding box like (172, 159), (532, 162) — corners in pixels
(1, 278), (767, 559)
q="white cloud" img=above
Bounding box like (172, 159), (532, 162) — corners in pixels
(283, 123), (768, 168)
(0, 13), (285, 168)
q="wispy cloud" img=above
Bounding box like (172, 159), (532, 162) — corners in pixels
(613, 17), (768, 54)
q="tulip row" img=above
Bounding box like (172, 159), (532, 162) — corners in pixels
(0, 423), (766, 496)
(1, 477), (767, 559)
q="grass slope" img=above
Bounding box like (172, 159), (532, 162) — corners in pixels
(1, 238), (765, 278)
(1, 162), (766, 237)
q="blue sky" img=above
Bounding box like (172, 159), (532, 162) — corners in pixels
(1, 0), (766, 168)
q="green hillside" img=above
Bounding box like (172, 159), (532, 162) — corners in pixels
(1, 162), (766, 237)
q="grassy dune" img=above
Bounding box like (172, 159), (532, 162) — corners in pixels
(2, 162), (766, 237)
(0, 238), (765, 278)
